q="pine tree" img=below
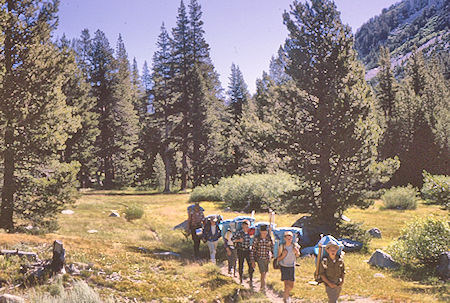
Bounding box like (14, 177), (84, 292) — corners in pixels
(187, 0), (224, 186)
(60, 39), (100, 188)
(0, 0), (81, 230)
(90, 30), (117, 188)
(152, 23), (179, 192)
(281, 0), (395, 227)
(391, 50), (449, 186)
(110, 34), (140, 186)
(269, 46), (291, 85)
(376, 46), (398, 160)
(224, 63), (250, 175)
(171, 0), (191, 190)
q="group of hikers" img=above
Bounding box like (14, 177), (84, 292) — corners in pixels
(187, 201), (345, 303)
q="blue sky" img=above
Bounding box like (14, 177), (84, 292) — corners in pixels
(55, 0), (399, 94)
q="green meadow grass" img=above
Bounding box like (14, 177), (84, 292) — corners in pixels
(0, 191), (448, 302)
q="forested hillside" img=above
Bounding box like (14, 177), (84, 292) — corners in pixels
(355, 0), (449, 74)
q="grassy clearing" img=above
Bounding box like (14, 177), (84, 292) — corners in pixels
(0, 191), (448, 302)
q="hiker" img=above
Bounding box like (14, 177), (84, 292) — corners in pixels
(187, 202), (205, 260)
(223, 227), (237, 276)
(232, 220), (254, 286)
(318, 242), (345, 303)
(277, 231), (300, 303)
(250, 224), (273, 293)
(203, 217), (221, 264)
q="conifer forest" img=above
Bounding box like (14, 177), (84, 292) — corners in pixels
(0, 0), (448, 231)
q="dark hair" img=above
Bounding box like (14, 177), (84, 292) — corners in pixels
(260, 224), (268, 231)
(242, 220), (250, 226)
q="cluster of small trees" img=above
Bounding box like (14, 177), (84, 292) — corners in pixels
(0, 0), (448, 231)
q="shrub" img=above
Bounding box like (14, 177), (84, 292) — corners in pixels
(189, 184), (222, 202)
(381, 185), (418, 210)
(32, 280), (112, 303)
(219, 172), (299, 212)
(388, 216), (450, 268)
(336, 221), (372, 253)
(188, 172), (300, 212)
(125, 204), (144, 221)
(421, 171), (449, 210)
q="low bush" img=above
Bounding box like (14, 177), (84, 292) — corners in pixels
(32, 280), (112, 303)
(421, 171), (449, 210)
(388, 216), (450, 268)
(189, 184), (222, 202)
(381, 185), (418, 210)
(125, 204), (144, 221)
(188, 172), (300, 212)
(336, 221), (372, 253)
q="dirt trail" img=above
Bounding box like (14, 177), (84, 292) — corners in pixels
(219, 265), (384, 303)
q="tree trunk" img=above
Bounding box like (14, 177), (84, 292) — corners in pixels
(162, 144), (171, 193)
(180, 143), (188, 192)
(104, 155), (114, 189)
(0, 0), (16, 231)
(0, 124), (15, 231)
(318, 147), (338, 229)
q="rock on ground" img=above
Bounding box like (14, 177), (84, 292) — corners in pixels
(368, 249), (399, 269)
(0, 294), (25, 303)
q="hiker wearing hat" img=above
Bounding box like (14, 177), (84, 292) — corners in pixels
(187, 202), (205, 260)
(250, 224), (273, 293)
(232, 220), (254, 285)
(277, 230), (300, 303)
(203, 217), (221, 264)
(318, 242), (345, 303)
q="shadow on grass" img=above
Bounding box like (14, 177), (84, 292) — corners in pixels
(81, 191), (185, 196)
(391, 265), (449, 301)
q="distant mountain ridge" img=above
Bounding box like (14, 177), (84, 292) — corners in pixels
(354, 0), (449, 78)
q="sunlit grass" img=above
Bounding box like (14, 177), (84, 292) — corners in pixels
(0, 191), (448, 302)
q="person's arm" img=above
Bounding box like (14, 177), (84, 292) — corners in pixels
(187, 211), (192, 230)
(250, 242), (256, 268)
(293, 243), (300, 258)
(232, 231), (243, 243)
(277, 245), (287, 261)
(340, 261), (345, 286)
(320, 274), (337, 288)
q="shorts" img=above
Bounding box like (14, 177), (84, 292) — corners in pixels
(257, 259), (269, 273)
(280, 265), (295, 281)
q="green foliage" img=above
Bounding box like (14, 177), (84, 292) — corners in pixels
(381, 185), (418, 210)
(421, 171), (450, 209)
(270, 0), (396, 226)
(0, 0), (82, 229)
(336, 221), (372, 253)
(125, 204), (144, 221)
(388, 216), (450, 267)
(189, 184), (222, 203)
(32, 280), (112, 303)
(189, 172), (300, 212)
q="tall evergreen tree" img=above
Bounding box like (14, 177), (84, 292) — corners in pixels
(60, 39), (100, 188)
(391, 50), (449, 186)
(0, 0), (81, 230)
(110, 34), (140, 186)
(224, 63), (250, 175)
(281, 0), (396, 227)
(376, 46), (398, 160)
(152, 23), (179, 192)
(171, 0), (191, 190)
(90, 30), (117, 188)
